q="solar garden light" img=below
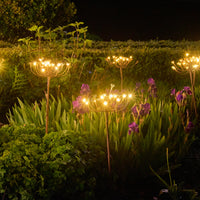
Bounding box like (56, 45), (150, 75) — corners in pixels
(30, 58), (70, 134)
(171, 53), (200, 116)
(106, 56), (135, 91)
(81, 90), (134, 173)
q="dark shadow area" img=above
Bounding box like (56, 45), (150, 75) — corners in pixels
(74, 0), (200, 41)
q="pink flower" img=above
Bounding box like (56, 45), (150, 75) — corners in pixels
(147, 78), (155, 86)
(80, 84), (90, 95)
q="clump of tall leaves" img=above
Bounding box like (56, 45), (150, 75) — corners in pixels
(7, 80), (196, 184)
(8, 95), (71, 131)
(70, 81), (195, 182)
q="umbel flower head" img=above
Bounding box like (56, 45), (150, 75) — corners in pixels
(73, 83), (134, 113)
(171, 53), (200, 73)
(106, 55), (133, 68)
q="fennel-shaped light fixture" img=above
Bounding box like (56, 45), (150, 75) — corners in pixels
(81, 88), (134, 173)
(30, 58), (70, 134)
(171, 52), (200, 116)
(106, 56), (136, 91)
(106, 56), (133, 91)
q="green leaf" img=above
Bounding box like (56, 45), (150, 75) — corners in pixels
(94, 65), (104, 73)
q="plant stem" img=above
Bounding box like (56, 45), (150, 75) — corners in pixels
(45, 76), (51, 134)
(189, 71), (197, 117)
(166, 148), (172, 187)
(2, 186), (7, 200)
(105, 111), (111, 173)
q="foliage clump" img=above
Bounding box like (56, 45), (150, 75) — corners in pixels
(0, 125), (102, 199)
(0, 0), (77, 41)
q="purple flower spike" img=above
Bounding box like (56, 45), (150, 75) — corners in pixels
(135, 82), (141, 91)
(184, 86), (192, 95)
(142, 103), (151, 115)
(141, 89), (145, 93)
(150, 84), (157, 97)
(72, 96), (82, 109)
(171, 88), (176, 96)
(185, 121), (194, 133)
(131, 105), (139, 118)
(176, 91), (183, 102)
(139, 103), (150, 117)
(80, 84), (90, 95)
(132, 103), (151, 118)
(128, 122), (139, 134)
(176, 94), (183, 102)
(147, 78), (155, 86)
(136, 82), (141, 88)
(72, 96), (89, 114)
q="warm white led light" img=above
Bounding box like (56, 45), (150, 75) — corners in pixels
(103, 101), (108, 106)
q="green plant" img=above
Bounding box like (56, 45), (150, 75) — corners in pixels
(67, 21), (89, 51)
(8, 84), (195, 179)
(0, 0), (76, 41)
(8, 95), (70, 131)
(28, 25), (45, 50)
(18, 37), (33, 54)
(0, 125), (102, 199)
(150, 148), (199, 200)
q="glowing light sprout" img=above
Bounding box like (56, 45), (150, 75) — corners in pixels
(171, 53), (200, 116)
(106, 56), (137, 91)
(30, 58), (70, 134)
(81, 90), (134, 173)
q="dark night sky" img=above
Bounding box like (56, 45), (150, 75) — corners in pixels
(74, 0), (200, 41)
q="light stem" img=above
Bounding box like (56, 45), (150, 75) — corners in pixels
(120, 67), (123, 91)
(45, 76), (51, 134)
(105, 111), (111, 173)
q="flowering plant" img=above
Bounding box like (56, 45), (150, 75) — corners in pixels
(73, 84), (134, 113)
(171, 86), (192, 107)
(131, 103), (151, 119)
(147, 78), (157, 98)
(72, 84), (91, 114)
(128, 122), (139, 135)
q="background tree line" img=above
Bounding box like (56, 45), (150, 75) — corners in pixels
(0, 0), (77, 41)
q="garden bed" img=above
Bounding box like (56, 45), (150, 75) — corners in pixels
(1, 39), (200, 199)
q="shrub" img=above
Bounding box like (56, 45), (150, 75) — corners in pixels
(0, 0), (77, 41)
(0, 125), (103, 199)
